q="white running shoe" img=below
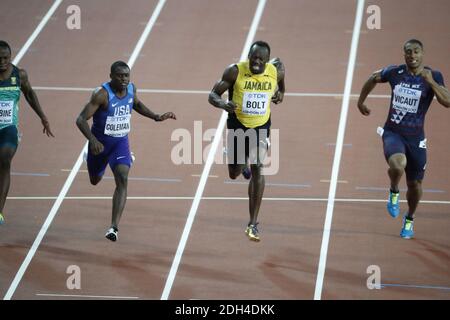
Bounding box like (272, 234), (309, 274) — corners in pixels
(105, 227), (118, 242)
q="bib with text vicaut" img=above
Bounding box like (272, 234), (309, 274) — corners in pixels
(390, 84), (422, 124)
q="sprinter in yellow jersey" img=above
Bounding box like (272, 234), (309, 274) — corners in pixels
(208, 41), (285, 241)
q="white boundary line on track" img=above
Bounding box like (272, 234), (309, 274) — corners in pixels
(3, 0), (167, 300)
(12, 0), (63, 65)
(313, 0), (365, 300)
(160, 0), (267, 300)
(3, 0), (64, 301)
(5, 196), (450, 205)
(32, 85), (392, 99)
(35, 293), (139, 299)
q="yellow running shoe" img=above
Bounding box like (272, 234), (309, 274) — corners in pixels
(245, 223), (260, 242)
(0, 212), (5, 225)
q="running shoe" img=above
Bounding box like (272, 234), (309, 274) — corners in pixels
(400, 215), (414, 239)
(387, 190), (400, 218)
(105, 227), (118, 242)
(245, 223), (260, 242)
(0, 212), (4, 225)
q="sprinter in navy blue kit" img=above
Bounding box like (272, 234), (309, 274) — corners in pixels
(357, 39), (450, 239)
(76, 61), (176, 242)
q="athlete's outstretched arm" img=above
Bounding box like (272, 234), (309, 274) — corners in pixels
(357, 70), (384, 116)
(76, 88), (107, 155)
(420, 69), (450, 108)
(19, 69), (54, 137)
(271, 57), (285, 104)
(133, 89), (176, 121)
(208, 64), (238, 113)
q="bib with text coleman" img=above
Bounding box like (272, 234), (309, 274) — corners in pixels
(232, 61), (277, 128)
(390, 84), (422, 124)
(104, 103), (132, 137)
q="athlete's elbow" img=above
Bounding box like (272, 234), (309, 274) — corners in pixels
(208, 92), (216, 106)
(75, 115), (85, 128)
(437, 97), (450, 108)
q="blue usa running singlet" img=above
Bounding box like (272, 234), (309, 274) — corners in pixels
(91, 82), (135, 140)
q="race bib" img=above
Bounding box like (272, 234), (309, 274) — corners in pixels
(0, 100), (14, 124)
(242, 92), (269, 116)
(390, 85), (422, 124)
(104, 114), (131, 137)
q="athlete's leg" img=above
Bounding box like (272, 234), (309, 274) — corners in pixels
(405, 179), (422, 219)
(245, 132), (269, 241)
(0, 126), (19, 219)
(387, 153), (407, 192)
(86, 147), (108, 186)
(404, 136), (426, 220)
(383, 130), (407, 192)
(248, 163), (265, 226)
(227, 127), (246, 179)
(383, 130), (407, 218)
(0, 146), (17, 214)
(111, 164), (129, 229)
(107, 138), (132, 232)
(228, 164), (245, 179)
(89, 175), (102, 185)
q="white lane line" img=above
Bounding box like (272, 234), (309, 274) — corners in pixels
(3, 0), (167, 301)
(380, 283), (450, 291)
(320, 180), (348, 184)
(61, 169), (88, 173)
(11, 172), (50, 177)
(12, 0), (63, 65)
(36, 293), (139, 299)
(160, 0), (268, 300)
(32, 86), (392, 99)
(191, 174), (219, 178)
(314, 0), (365, 301)
(5, 196), (450, 204)
(3, 0), (64, 300)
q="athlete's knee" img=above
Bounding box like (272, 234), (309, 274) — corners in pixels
(0, 155), (13, 170)
(89, 175), (102, 186)
(113, 166), (129, 187)
(388, 153), (407, 170)
(0, 148), (15, 169)
(228, 165), (242, 180)
(407, 179), (422, 191)
(250, 163), (264, 179)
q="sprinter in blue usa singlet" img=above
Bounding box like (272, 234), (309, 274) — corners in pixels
(76, 61), (176, 242)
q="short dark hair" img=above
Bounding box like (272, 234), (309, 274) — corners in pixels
(110, 61), (129, 74)
(249, 40), (271, 56)
(0, 40), (11, 54)
(404, 39), (423, 51)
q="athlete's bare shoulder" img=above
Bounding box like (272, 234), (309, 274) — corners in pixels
(90, 86), (108, 107)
